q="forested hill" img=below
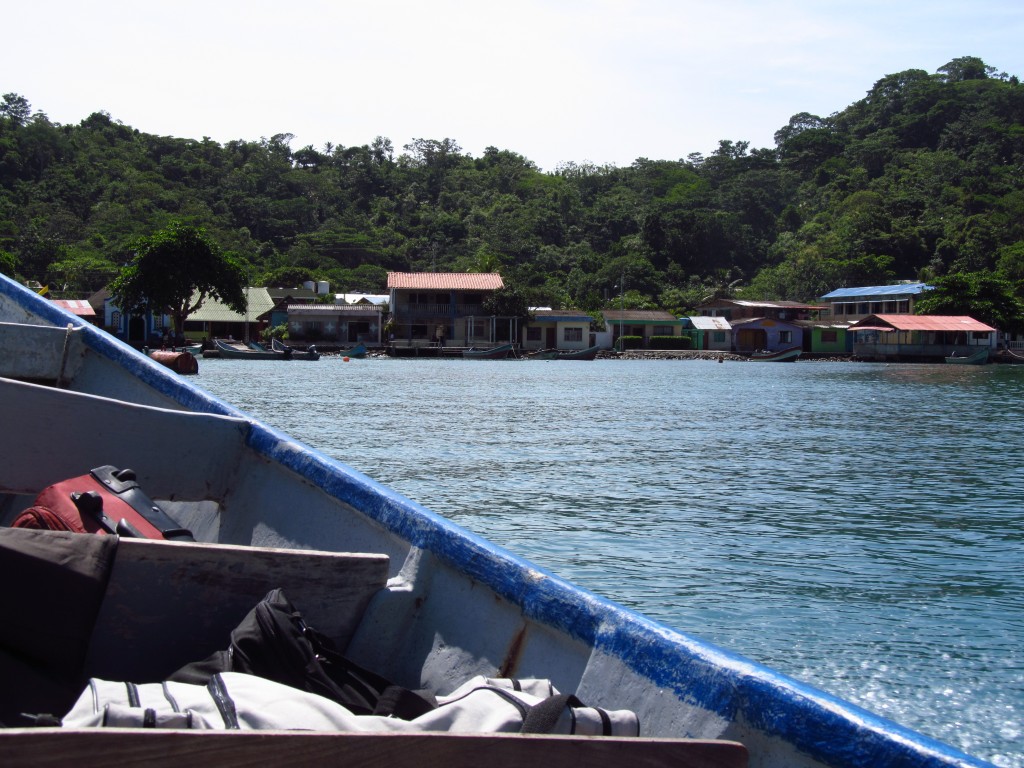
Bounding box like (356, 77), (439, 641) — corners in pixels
(2, 55), (1023, 315)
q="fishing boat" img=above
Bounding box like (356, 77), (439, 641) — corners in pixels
(0, 273), (992, 768)
(213, 338), (293, 360)
(944, 348), (989, 365)
(748, 346), (801, 362)
(334, 342), (368, 359)
(269, 337), (322, 360)
(463, 343), (516, 359)
(528, 345), (601, 361)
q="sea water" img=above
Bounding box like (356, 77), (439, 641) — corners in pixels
(193, 356), (1023, 767)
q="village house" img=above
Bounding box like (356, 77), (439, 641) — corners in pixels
(681, 316), (733, 351)
(523, 309), (595, 352)
(603, 310), (684, 349)
(183, 287), (275, 343)
(820, 282), (931, 321)
(847, 314), (996, 361)
(696, 298), (823, 322)
(286, 304), (383, 345)
(387, 272), (506, 348)
(90, 287), (171, 347)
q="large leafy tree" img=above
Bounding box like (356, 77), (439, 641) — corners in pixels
(914, 271), (1024, 332)
(110, 222), (247, 334)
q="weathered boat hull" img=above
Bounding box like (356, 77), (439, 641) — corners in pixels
(0, 274), (991, 768)
(944, 349), (989, 365)
(463, 343), (516, 359)
(748, 346), (802, 362)
(271, 337), (324, 360)
(528, 345), (601, 360)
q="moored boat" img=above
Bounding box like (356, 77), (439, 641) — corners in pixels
(944, 348), (990, 365)
(528, 345), (601, 361)
(463, 343), (516, 359)
(270, 337), (321, 360)
(0, 272), (993, 768)
(748, 346), (801, 362)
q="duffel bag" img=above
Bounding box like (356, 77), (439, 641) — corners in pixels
(61, 672), (639, 736)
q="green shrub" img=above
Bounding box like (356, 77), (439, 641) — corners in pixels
(616, 335), (643, 350)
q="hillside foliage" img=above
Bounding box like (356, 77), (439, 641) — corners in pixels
(2, 56), (1024, 320)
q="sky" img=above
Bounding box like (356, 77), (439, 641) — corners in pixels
(5, 1), (1024, 172)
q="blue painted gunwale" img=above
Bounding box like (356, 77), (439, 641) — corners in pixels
(0, 275), (991, 768)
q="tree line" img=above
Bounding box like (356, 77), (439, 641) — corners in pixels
(2, 56), (1023, 328)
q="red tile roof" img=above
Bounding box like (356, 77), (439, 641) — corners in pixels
(851, 314), (995, 332)
(387, 272), (504, 291)
(52, 299), (96, 317)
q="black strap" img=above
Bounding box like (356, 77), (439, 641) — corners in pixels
(520, 693), (583, 734)
(207, 674), (240, 729)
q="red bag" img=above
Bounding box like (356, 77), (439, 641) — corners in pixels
(12, 465), (194, 541)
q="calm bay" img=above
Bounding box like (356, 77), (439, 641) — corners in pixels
(193, 356), (1023, 767)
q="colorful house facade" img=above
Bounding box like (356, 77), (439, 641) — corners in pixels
(603, 310), (684, 349)
(682, 316), (732, 351)
(847, 314), (996, 361)
(523, 309), (594, 351)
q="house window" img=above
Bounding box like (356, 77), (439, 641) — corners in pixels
(712, 331), (725, 343)
(822, 330), (838, 343)
(779, 330), (793, 343)
(653, 326), (674, 336)
(526, 327), (542, 341)
(564, 327), (583, 342)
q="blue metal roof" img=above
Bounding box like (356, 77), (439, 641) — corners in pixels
(821, 283), (931, 299)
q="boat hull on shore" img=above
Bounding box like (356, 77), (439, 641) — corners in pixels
(0, 273), (991, 768)
(748, 346), (802, 362)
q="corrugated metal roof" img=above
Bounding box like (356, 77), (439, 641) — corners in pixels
(723, 299), (823, 310)
(688, 316), (732, 330)
(387, 272), (504, 291)
(531, 309), (593, 322)
(288, 305), (380, 315)
(188, 288), (274, 322)
(850, 314), (995, 332)
(51, 299), (96, 317)
(604, 310), (679, 322)
(821, 283), (931, 299)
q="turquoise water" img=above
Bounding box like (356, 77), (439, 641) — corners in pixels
(194, 357), (1023, 767)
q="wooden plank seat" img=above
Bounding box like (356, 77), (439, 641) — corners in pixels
(0, 730), (749, 768)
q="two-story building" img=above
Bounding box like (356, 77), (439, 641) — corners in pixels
(820, 283), (931, 322)
(387, 272), (507, 348)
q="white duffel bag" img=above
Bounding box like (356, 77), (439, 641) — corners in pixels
(62, 672), (639, 736)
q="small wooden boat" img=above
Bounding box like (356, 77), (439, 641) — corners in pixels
(748, 346), (801, 362)
(528, 345), (601, 361)
(944, 348), (989, 365)
(0, 272), (992, 768)
(334, 342), (368, 359)
(270, 337), (322, 360)
(214, 338), (289, 360)
(463, 343), (516, 359)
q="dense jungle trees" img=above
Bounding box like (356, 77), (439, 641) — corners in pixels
(2, 56), (1024, 326)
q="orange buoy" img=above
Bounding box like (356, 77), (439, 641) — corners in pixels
(343, 356), (350, 362)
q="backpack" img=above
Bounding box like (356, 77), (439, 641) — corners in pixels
(11, 465), (194, 541)
(168, 588), (436, 720)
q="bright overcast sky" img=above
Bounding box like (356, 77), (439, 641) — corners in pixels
(5, 1), (1023, 172)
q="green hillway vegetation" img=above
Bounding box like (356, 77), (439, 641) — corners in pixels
(2, 56), (1024, 331)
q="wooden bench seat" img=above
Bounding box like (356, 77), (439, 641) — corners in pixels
(0, 730), (748, 768)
